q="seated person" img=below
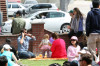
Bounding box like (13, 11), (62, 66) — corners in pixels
(51, 33), (67, 58)
(17, 29), (36, 59)
(40, 13), (46, 19)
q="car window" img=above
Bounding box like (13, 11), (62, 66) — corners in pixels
(35, 12), (47, 19)
(12, 4), (20, 8)
(8, 4), (11, 8)
(46, 12), (65, 18)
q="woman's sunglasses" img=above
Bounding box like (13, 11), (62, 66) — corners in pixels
(71, 39), (76, 41)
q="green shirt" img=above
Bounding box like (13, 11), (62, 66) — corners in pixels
(12, 17), (26, 34)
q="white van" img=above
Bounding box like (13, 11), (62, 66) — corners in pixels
(23, 0), (38, 8)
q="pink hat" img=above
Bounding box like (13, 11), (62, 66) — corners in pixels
(71, 36), (78, 41)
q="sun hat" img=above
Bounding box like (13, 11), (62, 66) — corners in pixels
(68, 10), (73, 13)
(71, 36), (78, 41)
(3, 44), (12, 49)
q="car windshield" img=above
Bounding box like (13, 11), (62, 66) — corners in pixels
(25, 1), (38, 4)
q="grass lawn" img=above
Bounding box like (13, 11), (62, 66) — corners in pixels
(19, 59), (67, 66)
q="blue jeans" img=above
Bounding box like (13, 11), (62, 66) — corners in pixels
(18, 51), (36, 59)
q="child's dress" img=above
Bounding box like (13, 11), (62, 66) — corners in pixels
(40, 39), (51, 50)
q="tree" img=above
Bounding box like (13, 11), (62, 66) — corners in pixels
(60, 0), (70, 12)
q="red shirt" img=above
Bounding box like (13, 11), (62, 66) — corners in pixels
(51, 38), (67, 58)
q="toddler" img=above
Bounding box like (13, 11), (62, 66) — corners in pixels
(39, 34), (51, 58)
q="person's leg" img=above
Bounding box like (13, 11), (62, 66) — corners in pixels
(15, 51), (19, 60)
(97, 34), (100, 63)
(18, 51), (31, 59)
(27, 51), (36, 58)
(47, 50), (50, 58)
(42, 50), (45, 58)
(87, 33), (97, 60)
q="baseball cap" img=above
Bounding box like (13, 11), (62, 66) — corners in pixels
(68, 10), (73, 13)
(71, 36), (78, 41)
(3, 44), (12, 49)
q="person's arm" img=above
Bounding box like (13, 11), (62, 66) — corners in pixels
(12, 53), (18, 64)
(75, 46), (81, 57)
(86, 12), (91, 37)
(26, 33), (36, 41)
(20, 32), (24, 44)
(12, 19), (14, 29)
(11, 19), (14, 33)
(78, 17), (83, 31)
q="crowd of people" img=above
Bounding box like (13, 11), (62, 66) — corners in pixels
(0, 0), (100, 66)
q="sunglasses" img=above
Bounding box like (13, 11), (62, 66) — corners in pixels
(71, 39), (76, 41)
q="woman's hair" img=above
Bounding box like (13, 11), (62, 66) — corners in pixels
(73, 7), (83, 20)
(52, 32), (59, 39)
(43, 34), (49, 39)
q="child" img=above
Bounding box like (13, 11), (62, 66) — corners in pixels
(67, 36), (80, 61)
(39, 34), (51, 58)
(0, 44), (19, 66)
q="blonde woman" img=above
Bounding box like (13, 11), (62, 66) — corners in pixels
(39, 34), (51, 58)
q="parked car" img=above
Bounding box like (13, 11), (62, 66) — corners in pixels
(25, 3), (58, 14)
(2, 10), (71, 33)
(7, 2), (26, 16)
(23, 0), (38, 8)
